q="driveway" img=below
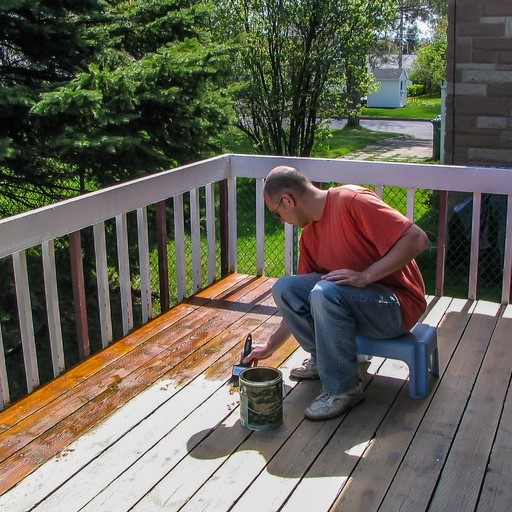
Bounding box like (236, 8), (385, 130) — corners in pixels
(330, 118), (433, 141)
(330, 118), (435, 161)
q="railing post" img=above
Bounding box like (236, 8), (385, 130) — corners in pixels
(156, 201), (169, 312)
(69, 231), (90, 359)
(436, 191), (449, 297)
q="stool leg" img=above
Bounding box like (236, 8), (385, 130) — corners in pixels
(411, 344), (429, 399)
(430, 346), (440, 376)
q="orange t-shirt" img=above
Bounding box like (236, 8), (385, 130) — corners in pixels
(298, 186), (426, 331)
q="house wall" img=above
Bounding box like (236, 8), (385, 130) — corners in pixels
(367, 80), (406, 108)
(445, 0), (512, 167)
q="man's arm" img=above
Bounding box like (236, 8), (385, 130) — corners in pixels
(322, 223), (429, 288)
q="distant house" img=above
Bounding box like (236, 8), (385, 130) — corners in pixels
(367, 68), (408, 108)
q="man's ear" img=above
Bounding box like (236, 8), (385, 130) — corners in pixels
(283, 193), (295, 207)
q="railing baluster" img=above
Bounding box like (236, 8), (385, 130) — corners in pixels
(205, 183), (216, 284)
(137, 207), (152, 323)
(219, 179), (229, 277)
(12, 250), (39, 392)
(190, 189), (201, 292)
(0, 323), (10, 408)
(69, 231), (90, 359)
(116, 214), (133, 335)
(93, 222), (113, 347)
(156, 201), (169, 312)
(435, 191), (449, 297)
(228, 177), (237, 273)
(284, 223), (294, 275)
(174, 194), (186, 302)
(407, 187), (415, 221)
(42, 240), (65, 374)
(501, 194), (512, 304)
(256, 179), (265, 276)
(469, 192), (482, 300)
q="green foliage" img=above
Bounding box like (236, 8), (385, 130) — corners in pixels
(409, 16), (447, 94)
(407, 84), (425, 97)
(0, 0), (102, 213)
(0, 0), (233, 215)
(214, 0), (397, 157)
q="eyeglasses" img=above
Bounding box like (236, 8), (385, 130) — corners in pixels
(271, 196), (284, 219)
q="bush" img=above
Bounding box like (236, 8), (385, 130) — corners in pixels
(407, 84), (425, 97)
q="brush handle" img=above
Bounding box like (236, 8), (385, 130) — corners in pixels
(242, 333), (252, 359)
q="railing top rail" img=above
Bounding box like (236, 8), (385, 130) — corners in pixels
(230, 154), (512, 194)
(0, 155), (230, 258)
(2, 153), (512, 259)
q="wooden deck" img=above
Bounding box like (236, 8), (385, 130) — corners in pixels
(0, 273), (511, 512)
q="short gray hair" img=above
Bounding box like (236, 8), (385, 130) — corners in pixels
(264, 166), (310, 201)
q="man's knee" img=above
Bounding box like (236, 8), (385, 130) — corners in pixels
(310, 279), (339, 301)
(271, 275), (295, 302)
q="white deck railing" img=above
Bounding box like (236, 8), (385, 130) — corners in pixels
(0, 154), (511, 408)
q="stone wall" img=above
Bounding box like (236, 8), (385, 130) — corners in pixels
(445, 0), (512, 167)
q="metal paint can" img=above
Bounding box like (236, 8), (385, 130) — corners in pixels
(239, 366), (283, 430)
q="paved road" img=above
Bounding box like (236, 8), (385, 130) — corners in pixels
(330, 118), (433, 141)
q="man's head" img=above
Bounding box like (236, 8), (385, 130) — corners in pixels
(263, 166), (310, 200)
(263, 166), (324, 227)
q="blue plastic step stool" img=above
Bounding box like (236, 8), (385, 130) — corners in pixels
(356, 323), (439, 399)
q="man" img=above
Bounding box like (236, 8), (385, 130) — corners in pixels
(243, 165), (429, 420)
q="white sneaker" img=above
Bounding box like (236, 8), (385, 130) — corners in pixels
(305, 384), (364, 420)
(290, 358), (319, 381)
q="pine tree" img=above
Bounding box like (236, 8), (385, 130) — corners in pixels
(1, 0), (232, 214)
(0, 0), (101, 214)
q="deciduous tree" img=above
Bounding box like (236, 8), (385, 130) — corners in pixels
(214, 0), (396, 157)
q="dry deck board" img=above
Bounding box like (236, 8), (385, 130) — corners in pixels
(429, 302), (512, 511)
(477, 307), (512, 512)
(377, 300), (502, 512)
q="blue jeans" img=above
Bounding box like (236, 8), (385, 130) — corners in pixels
(272, 273), (404, 394)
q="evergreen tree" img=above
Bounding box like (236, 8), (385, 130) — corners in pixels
(0, 0), (101, 214)
(1, 0), (232, 215)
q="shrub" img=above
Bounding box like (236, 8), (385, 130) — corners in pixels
(407, 84), (425, 97)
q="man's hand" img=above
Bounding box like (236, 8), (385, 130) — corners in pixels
(242, 320), (292, 364)
(321, 269), (370, 288)
(242, 341), (273, 364)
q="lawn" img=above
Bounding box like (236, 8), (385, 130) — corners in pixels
(221, 125), (403, 159)
(362, 95), (441, 119)
(311, 126), (401, 159)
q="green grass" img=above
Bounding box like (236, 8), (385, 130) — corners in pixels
(362, 95), (441, 119)
(311, 126), (401, 159)
(221, 126), (403, 159)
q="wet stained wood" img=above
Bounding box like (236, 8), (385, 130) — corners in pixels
(0, 275), (511, 512)
(0, 274), (274, 493)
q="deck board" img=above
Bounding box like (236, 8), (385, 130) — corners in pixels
(0, 274), (511, 512)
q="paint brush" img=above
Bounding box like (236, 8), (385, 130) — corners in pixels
(229, 333), (253, 387)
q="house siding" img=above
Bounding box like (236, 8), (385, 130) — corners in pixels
(445, 0), (512, 167)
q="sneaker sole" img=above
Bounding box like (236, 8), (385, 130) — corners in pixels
(289, 372), (320, 381)
(304, 394), (364, 421)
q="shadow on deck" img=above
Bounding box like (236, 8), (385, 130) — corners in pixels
(0, 273), (511, 511)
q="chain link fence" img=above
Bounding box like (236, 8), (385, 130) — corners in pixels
(234, 180), (507, 302)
